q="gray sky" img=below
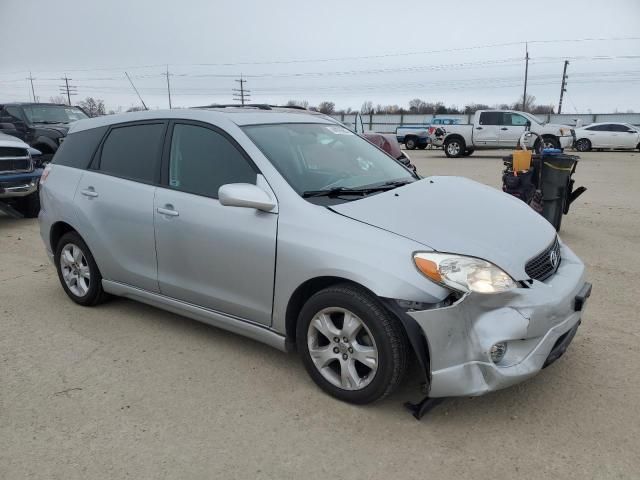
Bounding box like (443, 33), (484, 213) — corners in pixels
(1, 0), (639, 113)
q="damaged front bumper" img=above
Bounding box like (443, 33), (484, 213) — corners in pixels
(408, 243), (590, 398)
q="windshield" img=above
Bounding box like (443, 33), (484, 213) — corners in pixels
(520, 112), (543, 125)
(22, 105), (88, 124)
(243, 123), (416, 198)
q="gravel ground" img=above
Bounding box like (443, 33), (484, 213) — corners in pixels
(1, 148), (639, 479)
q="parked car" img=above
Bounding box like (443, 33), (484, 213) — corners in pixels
(40, 107), (591, 405)
(0, 103), (89, 162)
(0, 132), (43, 217)
(395, 125), (430, 150)
(433, 110), (575, 157)
(573, 122), (640, 152)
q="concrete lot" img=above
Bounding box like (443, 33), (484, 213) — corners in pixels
(1, 149), (639, 479)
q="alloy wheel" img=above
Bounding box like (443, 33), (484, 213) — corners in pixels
(306, 307), (378, 391)
(59, 243), (91, 297)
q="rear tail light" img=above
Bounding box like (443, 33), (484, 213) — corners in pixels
(40, 164), (52, 185)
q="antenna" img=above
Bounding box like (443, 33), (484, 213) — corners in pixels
(232, 74), (251, 106)
(125, 71), (148, 110)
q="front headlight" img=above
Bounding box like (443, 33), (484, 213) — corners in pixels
(413, 252), (516, 294)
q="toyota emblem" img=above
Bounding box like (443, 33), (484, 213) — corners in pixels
(549, 250), (559, 269)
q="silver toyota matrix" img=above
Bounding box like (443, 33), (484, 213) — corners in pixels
(39, 106), (591, 408)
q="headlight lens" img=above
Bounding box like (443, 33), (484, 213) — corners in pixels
(414, 252), (516, 294)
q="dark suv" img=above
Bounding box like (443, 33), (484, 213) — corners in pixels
(0, 103), (89, 162)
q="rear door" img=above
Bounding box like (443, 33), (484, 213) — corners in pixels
(154, 121), (277, 325)
(474, 112), (501, 146)
(499, 112), (529, 147)
(583, 124), (607, 147)
(610, 124), (636, 148)
(74, 121), (166, 292)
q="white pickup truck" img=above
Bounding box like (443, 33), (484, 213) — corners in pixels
(433, 110), (576, 157)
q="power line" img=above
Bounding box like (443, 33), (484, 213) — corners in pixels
(124, 72), (148, 110)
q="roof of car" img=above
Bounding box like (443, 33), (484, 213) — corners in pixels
(1, 102), (78, 107)
(67, 106), (337, 134)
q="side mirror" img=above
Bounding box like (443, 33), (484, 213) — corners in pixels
(218, 183), (276, 212)
(525, 120), (532, 129)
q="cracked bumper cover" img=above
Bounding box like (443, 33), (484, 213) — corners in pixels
(408, 243), (589, 398)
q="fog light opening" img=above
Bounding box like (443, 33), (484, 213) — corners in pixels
(490, 342), (508, 363)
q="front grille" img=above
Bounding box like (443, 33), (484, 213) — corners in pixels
(525, 236), (561, 281)
(0, 156), (32, 174)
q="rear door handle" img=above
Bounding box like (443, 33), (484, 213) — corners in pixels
(80, 188), (98, 198)
(157, 206), (179, 217)
(476, 126), (483, 130)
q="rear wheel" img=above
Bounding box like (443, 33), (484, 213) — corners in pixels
(404, 137), (417, 150)
(575, 138), (591, 152)
(296, 284), (408, 404)
(54, 232), (109, 306)
(444, 137), (465, 158)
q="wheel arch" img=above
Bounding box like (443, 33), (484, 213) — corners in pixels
(444, 133), (466, 146)
(50, 220), (78, 252)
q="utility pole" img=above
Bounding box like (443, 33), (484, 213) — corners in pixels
(166, 65), (172, 109)
(558, 60), (569, 114)
(233, 74), (250, 105)
(125, 71), (148, 110)
(59, 75), (77, 105)
(27, 72), (37, 102)
(522, 43), (529, 112)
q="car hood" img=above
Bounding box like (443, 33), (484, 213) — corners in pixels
(0, 132), (30, 149)
(330, 176), (557, 280)
(33, 123), (70, 135)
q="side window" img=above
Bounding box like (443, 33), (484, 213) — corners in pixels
(602, 124), (616, 131)
(52, 126), (108, 169)
(168, 123), (257, 198)
(3, 106), (24, 123)
(504, 113), (529, 126)
(98, 123), (165, 183)
(610, 124), (629, 132)
(586, 125), (605, 131)
(479, 112), (502, 125)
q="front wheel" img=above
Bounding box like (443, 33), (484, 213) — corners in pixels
(16, 191), (40, 218)
(575, 138), (591, 152)
(296, 284), (408, 404)
(537, 136), (561, 150)
(444, 138), (465, 158)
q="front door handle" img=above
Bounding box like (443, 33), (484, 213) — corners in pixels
(476, 126), (483, 130)
(80, 188), (98, 198)
(500, 127), (508, 130)
(157, 205), (179, 217)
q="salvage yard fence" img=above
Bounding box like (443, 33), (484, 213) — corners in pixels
(329, 113), (640, 133)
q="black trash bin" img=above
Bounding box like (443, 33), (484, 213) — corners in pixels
(502, 151), (586, 231)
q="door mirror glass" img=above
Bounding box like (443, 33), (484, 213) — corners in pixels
(218, 183), (276, 211)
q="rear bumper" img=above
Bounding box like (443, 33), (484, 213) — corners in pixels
(0, 171), (41, 199)
(408, 242), (589, 398)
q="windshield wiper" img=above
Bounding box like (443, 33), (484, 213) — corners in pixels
(302, 180), (413, 198)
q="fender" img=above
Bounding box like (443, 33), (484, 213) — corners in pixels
(32, 136), (58, 153)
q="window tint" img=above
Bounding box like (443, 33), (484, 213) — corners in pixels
(585, 125), (605, 131)
(168, 123), (256, 198)
(479, 112), (502, 125)
(2, 106), (24, 123)
(52, 126), (107, 169)
(99, 123), (165, 182)
(504, 113), (529, 126)
(609, 124), (629, 132)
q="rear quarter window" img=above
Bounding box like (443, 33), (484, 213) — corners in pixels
(52, 126), (108, 169)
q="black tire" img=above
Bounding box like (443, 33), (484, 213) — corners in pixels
(417, 144), (427, 150)
(575, 138), (591, 152)
(444, 137), (465, 158)
(462, 148), (475, 156)
(16, 191), (40, 218)
(540, 136), (561, 150)
(404, 137), (417, 150)
(54, 232), (109, 306)
(296, 284), (408, 404)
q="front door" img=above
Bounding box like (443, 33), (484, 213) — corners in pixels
(499, 112), (529, 147)
(154, 122), (278, 325)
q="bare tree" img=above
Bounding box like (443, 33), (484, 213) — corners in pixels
(360, 101), (374, 114)
(318, 101), (336, 114)
(532, 104), (555, 114)
(49, 96), (67, 105)
(76, 97), (106, 117)
(126, 105), (146, 112)
(514, 94), (536, 112)
(463, 103), (490, 114)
